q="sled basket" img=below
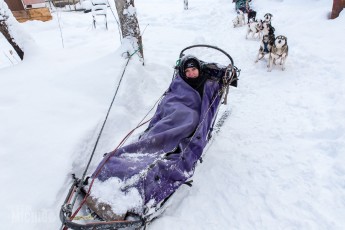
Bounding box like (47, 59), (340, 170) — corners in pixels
(59, 44), (238, 230)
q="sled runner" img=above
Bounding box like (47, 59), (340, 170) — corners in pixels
(59, 44), (239, 230)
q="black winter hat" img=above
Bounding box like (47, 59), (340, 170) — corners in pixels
(184, 59), (199, 71)
(179, 55), (201, 78)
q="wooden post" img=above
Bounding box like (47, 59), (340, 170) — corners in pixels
(330, 0), (345, 19)
(184, 0), (188, 10)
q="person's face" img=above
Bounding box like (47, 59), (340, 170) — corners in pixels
(185, 67), (199, 79)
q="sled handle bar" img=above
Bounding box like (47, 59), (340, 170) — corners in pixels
(179, 44), (234, 66)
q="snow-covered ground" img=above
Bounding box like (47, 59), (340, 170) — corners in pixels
(1, 0), (344, 229)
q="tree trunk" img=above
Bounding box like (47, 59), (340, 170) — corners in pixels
(330, 0), (345, 19)
(114, 0), (144, 62)
(0, 19), (24, 60)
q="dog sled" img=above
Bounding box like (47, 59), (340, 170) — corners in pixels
(59, 44), (239, 230)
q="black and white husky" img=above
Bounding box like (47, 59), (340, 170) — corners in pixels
(261, 22), (275, 45)
(263, 13), (273, 24)
(247, 10), (257, 23)
(246, 19), (262, 39)
(255, 35), (271, 63)
(268, 35), (289, 72)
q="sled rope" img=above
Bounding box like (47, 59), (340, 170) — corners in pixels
(64, 54), (135, 225)
(90, 90), (165, 181)
(128, 45), (142, 58)
(68, 93), (165, 222)
(67, 120), (151, 222)
(222, 65), (232, 105)
(200, 67), (240, 160)
(88, 93), (165, 182)
(69, 68), (176, 221)
(55, 6), (65, 48)
(79, 55), (131, 187)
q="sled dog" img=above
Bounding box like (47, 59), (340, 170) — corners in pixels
(263, 13), (273, 24)
(268, 35), (289, 71)
(261, 22), (275, 45)
(247, 10), (257, 23)
(246, 19), (262, 39)
(233, 9), (246, 27)
(255, 35), (271, 63)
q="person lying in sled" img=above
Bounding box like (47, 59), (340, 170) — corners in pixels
(85, 55), (238, 221)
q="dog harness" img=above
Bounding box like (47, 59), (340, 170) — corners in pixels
(263, 42), (270, 53)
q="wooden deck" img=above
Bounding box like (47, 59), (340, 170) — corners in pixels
(12, 8), (52, 23)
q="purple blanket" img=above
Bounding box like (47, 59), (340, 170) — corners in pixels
(92, 73), (223, 213)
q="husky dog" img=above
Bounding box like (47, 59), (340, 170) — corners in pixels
(263, 13), (273, 24)
(255, 35), (271, 63)
(261, 21), (270, 36)
(233, 9), (246, 27)
(268, 35), (289, 71)
(247, 9), (257, 23)
(246, 19), (262, 39)
(261, 22), (275, 45)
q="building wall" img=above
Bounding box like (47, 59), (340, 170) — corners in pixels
(4, 0), (25, 11)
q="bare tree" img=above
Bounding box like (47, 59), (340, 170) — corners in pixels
(0, 1), (24, 60)
(114, 0), (144, 62)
